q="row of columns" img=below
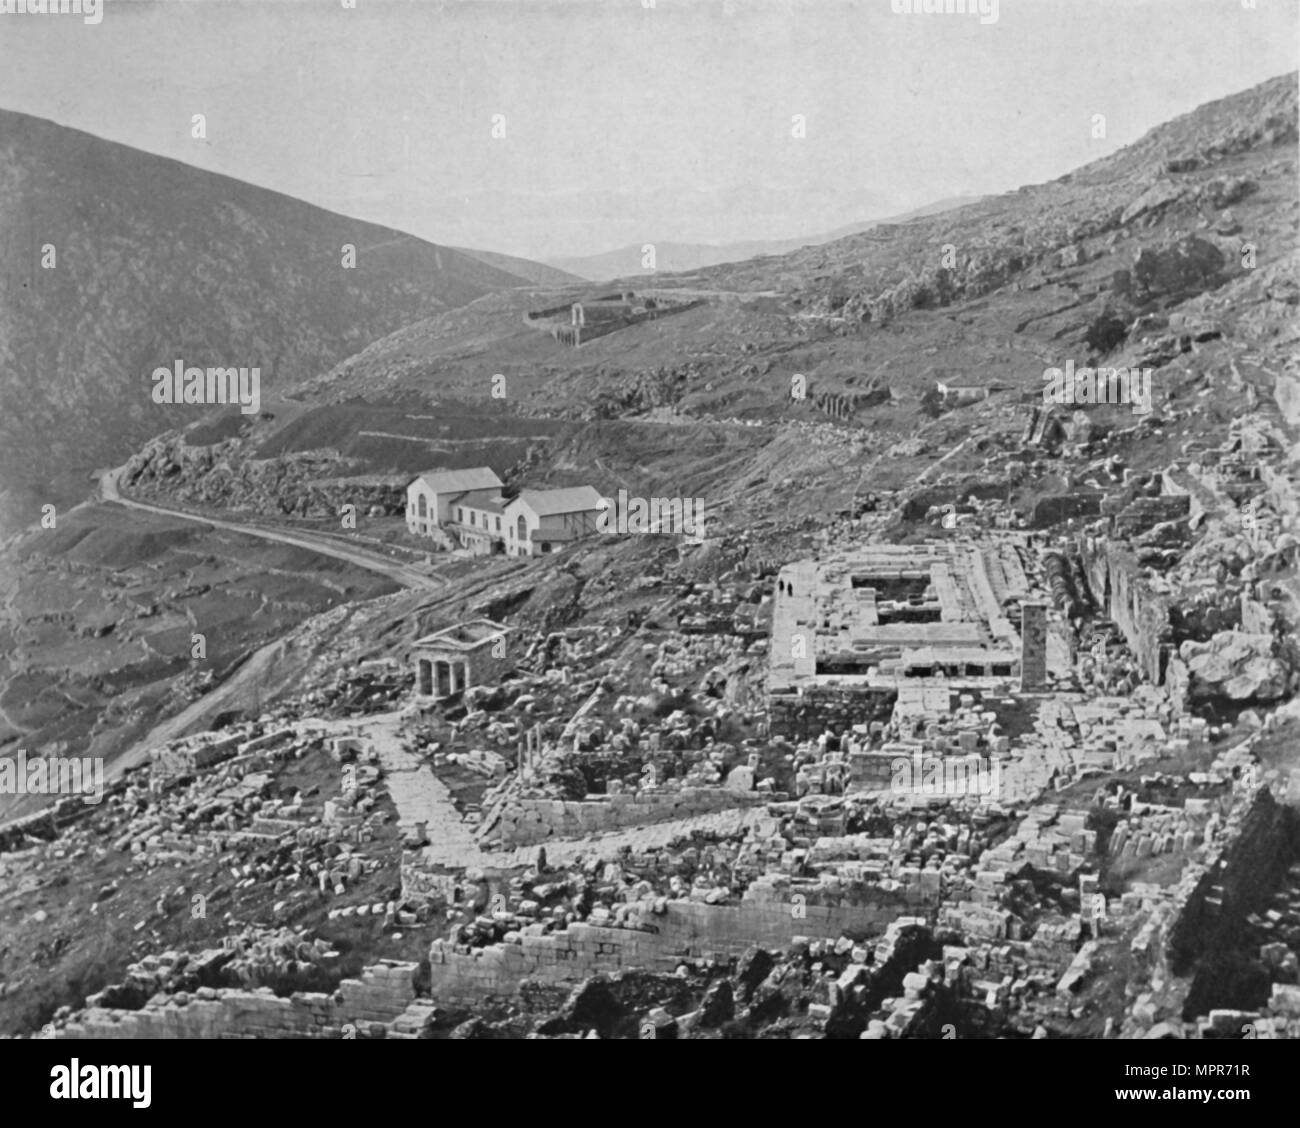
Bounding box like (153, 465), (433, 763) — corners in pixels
(417, 656), (470, 698)
(814, 391), (858, 420)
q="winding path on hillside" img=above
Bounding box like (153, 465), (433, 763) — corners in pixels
(99, 465), (444, 591)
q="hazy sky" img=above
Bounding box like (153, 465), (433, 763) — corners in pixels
(0, 0), (1294, 261)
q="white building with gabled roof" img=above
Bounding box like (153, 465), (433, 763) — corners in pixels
(503, 486), (607, 557)
(449, 488), (508, 555)
(406, 466), (503, 537)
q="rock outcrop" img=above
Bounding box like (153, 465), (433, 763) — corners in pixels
(1180, 630), (1290, 701)
(1132, 235), (1226, 299)
(123, 436), (406, 519)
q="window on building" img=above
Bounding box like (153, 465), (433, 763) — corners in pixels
(457, 508), (464, 522)
(417, 495), (427, 517)
(495, 516), (501, 532)
(540, 542), (551, 554)
(516, 515), (527, 541)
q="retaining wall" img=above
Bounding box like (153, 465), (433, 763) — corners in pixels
(53, 962), (421, 1040)
(769, 686), (898, 741)
(151, 733), (244, 780)
(1167, 789), (1298, 977)
(488, 787), (769, 848)
(1077, 535), (1173, 684)
(426, 880), (939, 1005)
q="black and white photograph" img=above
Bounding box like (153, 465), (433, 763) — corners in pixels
(0, 0), (1298, 1100)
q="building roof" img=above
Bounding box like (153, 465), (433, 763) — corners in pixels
(506, 486), (606, 518)
(410, 467), (502, 495)
(413, 618), (511, 651)
(451, 489), (506, 514)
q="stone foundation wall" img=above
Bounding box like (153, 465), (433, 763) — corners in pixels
(1106, 494), (1191, 536)
(426, 882), (938, 1005)
(1077, 535), (1172, 684)
(1030, 493), (1104, 528)
(1167, 789), (1297, 977)
(769, 687), (897, 741)
(0, 807), (58, 852)
(0, 786), (130, 854)
(151, 733), (244, 780)
(148, 725), (295, 785)
(53, 962), (421, 1040)
(488, 787), (769, 848)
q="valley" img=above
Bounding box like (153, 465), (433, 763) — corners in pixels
(1, 64), (1299, 1050)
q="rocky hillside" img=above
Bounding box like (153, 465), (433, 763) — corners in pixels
(53, 71), (1298, 835)
(0, 501), (400, 823)
(687, 73), (1298, 314)
(0, 110), (544, 535)
(117, 75), (1299, 589)
(282, 75), (1295, 435)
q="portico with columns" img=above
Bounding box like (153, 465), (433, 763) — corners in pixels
(411, 618), (513, 702)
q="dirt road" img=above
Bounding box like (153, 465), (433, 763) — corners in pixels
(100, 465), (443, 591)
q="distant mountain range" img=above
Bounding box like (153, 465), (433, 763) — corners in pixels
(0, 110), (559, 535)
(546, 197), (985, 280)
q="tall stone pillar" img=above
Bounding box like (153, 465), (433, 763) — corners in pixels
(1020, 602), (1048, 691)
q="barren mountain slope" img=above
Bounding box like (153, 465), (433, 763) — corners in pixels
(0, 110), (544, 534)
